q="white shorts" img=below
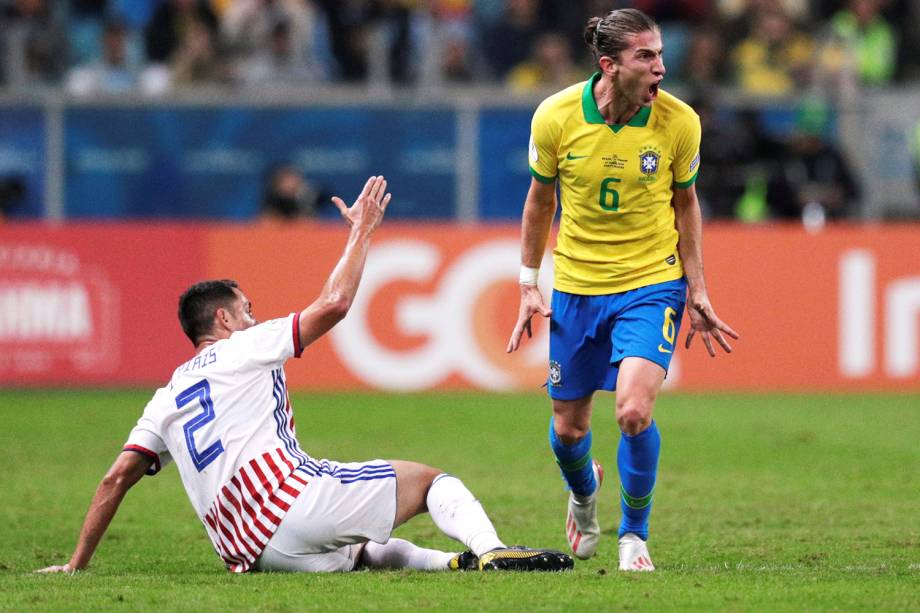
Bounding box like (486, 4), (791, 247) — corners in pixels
(253, 458), (397, 573)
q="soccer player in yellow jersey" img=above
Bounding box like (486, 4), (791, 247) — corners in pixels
(507, 9), (738, 571)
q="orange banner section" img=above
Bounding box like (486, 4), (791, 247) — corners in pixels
(2, 223), (918, 390)
(206, 223), (920, 392)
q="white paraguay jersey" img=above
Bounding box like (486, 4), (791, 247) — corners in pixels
(124, 313), (309, 573)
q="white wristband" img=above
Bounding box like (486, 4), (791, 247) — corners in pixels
(519, 265), (540, 286)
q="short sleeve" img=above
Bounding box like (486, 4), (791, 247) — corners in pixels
(528, 101), (561, 184)
(124, 415), (172, 476)
(672, 110), (701, 188)
(229, 312), (302, 370)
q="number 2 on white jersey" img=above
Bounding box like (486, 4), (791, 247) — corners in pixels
(175, 379), (224, 472)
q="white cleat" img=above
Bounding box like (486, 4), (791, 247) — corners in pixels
(618, 532), (655, 571)
(565, 460), (604, 560)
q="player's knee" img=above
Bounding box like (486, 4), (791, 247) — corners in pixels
(393, 460), (442, 492)
(616, 398), (653, 436)
(553, 419), (590, 444)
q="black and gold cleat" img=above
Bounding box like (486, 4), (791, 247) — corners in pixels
(478, 547), (574, 572)
(448, 551), (479, 571)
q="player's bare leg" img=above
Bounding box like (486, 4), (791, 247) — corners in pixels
(615, 357), (666, 571)
(551, 396), (604, 559)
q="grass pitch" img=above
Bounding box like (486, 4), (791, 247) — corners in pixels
(1, 390), (918, 611)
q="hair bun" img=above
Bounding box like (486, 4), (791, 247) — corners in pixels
(583, 16), (602, 47)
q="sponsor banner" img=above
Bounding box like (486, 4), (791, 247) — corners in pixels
(64, 108), (456, 220)
(2, 223), (918, 390)
(207, 224), (920, 392)
(0, 225), (205, 385)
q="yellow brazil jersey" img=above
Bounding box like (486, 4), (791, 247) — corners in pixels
(528, 72), (701, 295)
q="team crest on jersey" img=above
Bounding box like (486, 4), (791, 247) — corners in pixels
(549, 360), (562, 386)
(638, 147), (661, 176)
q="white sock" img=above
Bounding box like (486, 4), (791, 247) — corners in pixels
(426, 474), (505, 557)
(361, 538), (455, 570)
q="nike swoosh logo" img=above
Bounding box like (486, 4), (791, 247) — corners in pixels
(658, 344), (672, 354)
(566, 153), (589, 160)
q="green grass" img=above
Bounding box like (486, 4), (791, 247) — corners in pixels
(1, 390), (919, 611)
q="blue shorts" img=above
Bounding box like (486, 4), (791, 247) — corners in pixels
(547, 278), (687, 400)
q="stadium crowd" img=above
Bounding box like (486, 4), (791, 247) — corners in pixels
(0, 0), (916, 94)
(0, 0), (918, 222)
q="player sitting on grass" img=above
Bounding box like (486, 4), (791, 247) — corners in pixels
(37, 176), (572, 575)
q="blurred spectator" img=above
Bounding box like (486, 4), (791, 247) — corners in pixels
(424, 0), (478, 83)
(506, 32), (583, 93)
(678, 26), (727, 93)
(67, 0), (107, 66)
(828, 0), (897, 87)
(632, 0), (712, 22)
(729, 109), (790, 222)
(771, 98), (860, 220)
(221, 0), (315, 61)
(70, 0), (106, 14)
(237, 19), (316, 87)
(66, 20), (140, 95)
(0, 0), (67, 88)
(171, 12), (227, 86)
(314, 0), (413, 83)
(439, 28), (475, 83)
(260, 164), (324, 220)
(729, 6), (813, 96)
(0, 176), (26, 221)
(480, 0), (544, 79)
(718, 0), (809, 24)
(110, 0), (161, 30)
(692, 98), (758, 219)
(144, 0), (219, 65)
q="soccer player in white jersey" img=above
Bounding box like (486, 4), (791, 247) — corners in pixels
(37, 176), (572, 575)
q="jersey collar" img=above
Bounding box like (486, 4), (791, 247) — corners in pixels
(582, 72), (652, 133)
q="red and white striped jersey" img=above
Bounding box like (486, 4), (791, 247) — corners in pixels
(124, 313), (310, 573)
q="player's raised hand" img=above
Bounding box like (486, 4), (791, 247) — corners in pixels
(685, 291), (739, 357)
(331, 175), (392, 232)
(507, 284), (552, 353)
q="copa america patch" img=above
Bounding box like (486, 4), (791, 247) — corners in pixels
(549, 360), (562, 386)
(529, 134), (538, 163)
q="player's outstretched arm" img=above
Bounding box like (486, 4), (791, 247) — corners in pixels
(672, 184), (739, 356)
(36, 451), (152, 574)
(507, 179), (557, 353)
(296, 175), (392, 350)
